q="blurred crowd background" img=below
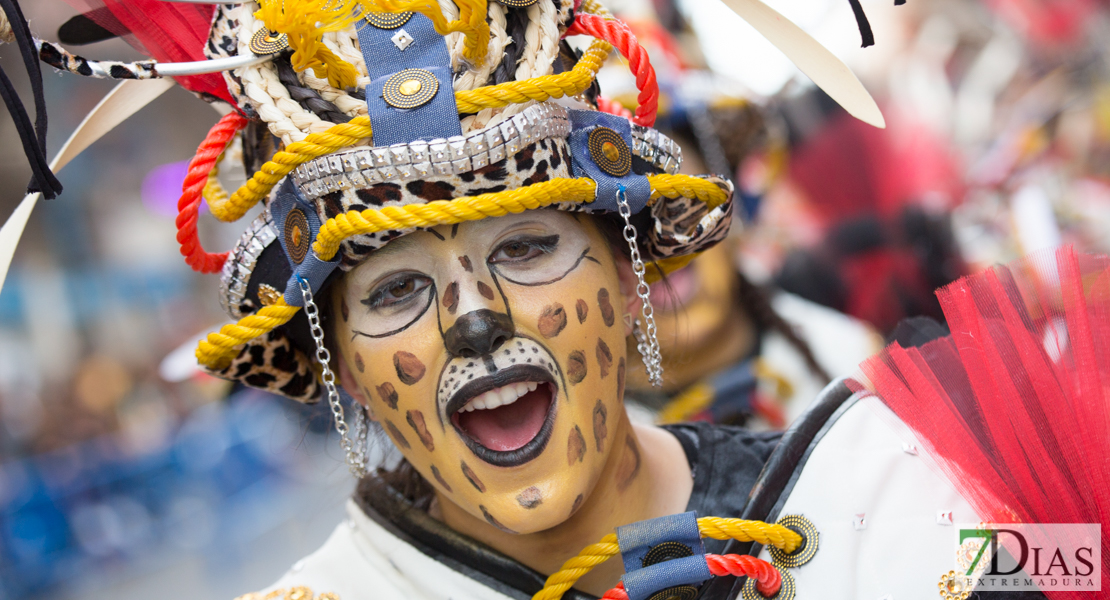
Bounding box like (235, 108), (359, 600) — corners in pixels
(2, 0), (1110, 598)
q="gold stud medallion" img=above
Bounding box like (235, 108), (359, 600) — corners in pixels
(383, 69), (439, 109)
(249, 29), (290, 55)
(587, 127), (632, 177)
(365, 11), (414, 29)
(495, 0), (539, 6)
(284, 208), (311, 265)
(767, 515), (819, 568)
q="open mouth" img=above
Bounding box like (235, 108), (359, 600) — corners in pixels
(447, 364), (557, 467)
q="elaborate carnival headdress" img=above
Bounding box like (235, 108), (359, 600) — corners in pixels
(0, 0), (885, 415)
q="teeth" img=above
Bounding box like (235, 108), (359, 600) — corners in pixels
(461, 381), (538, 413)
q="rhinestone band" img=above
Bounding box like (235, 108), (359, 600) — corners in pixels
(631, 123), (683, 175)
(220, 210), (278, 319)
(290, 104), (683, 201)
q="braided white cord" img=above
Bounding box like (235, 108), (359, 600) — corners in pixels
(300, 29), (370, 117)
(234, 4), (342, 144)
(515, 0), (559, 81)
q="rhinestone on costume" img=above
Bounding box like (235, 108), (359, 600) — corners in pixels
(938, 570), (973, 600)
(284, 208), (311, 265)
(588, 126), (632, 177)
(767, 514), (819, 568)
(391, 28), (414, 51)
(741, 566), (794, 600)
(257, 283), (282, 307)
(383, 69), (438, 109)
(249, 29), (290, 55)
(365, 11), (414, 29)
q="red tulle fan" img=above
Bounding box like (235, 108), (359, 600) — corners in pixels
(61, 0), (234, 105)
(854, 246), (1109, 600)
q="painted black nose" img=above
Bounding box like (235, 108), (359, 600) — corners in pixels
(444, 309), (515, 358)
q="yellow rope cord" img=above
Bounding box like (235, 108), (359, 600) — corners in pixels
(657, 382), (715, 424)
(454, 39), (612, 113)
(217, 39), (611, 223)
(211, 117), (374, 222)
(698, 517), (802, 552)
(532, 517), (802, 600)
(312, 177), (597, 260)
(196, 299), (301, 370)
(648, 174), (730, 208)
(203, 151), (230, 207)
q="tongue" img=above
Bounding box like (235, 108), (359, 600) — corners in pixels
(457, 387), (550, 452)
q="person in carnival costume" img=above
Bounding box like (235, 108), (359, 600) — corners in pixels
(2, 1), (1105, 600)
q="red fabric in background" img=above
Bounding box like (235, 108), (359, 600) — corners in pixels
(61, 0), (233, 105)
(788, 110), (963, 226)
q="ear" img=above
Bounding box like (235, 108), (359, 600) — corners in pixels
(614, 253), (642, 338)
(336, 353), (374, 416)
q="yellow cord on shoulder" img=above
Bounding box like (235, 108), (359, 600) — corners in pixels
(532, 517), (802, 600)
(657, 382), (715, 424)
(697, 516), (802, 552)
(203, 151), (230, 207)
(196, 299), (301, 371)
(312, 177), (597, 260)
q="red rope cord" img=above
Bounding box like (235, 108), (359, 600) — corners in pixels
(599, 554), (782, 600)
(706, 554), (781, 596)
(176, 112), (248, 273)
(565, 13), (659, 128)
(597, 95), (633, 120)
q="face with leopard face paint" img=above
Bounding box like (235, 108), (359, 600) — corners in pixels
(332, 210), (631, 534)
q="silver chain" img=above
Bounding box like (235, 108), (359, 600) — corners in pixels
(298, 275), (369, 478)
(615, 187), (664, 387)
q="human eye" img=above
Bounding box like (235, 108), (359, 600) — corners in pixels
(363, 273), (433, 309)
(488, 234), (560, 265)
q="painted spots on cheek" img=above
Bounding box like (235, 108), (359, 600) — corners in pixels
(570, 493), (584, 517)
(616, 434), (641, 492)
(462, 461), (486, 492)
(516, 486), (543, 509)
(575, 299), (588, 323)
(406, 410), (435, 451)
(480, 505), (516, 533)
(567, 350), (587, 384)
(385, 420), (410, 449)
(459, 255), (473, 272)
(538, 303), (567, 338)
(431, 465), (452, 492)
(393, 351), (426, 385)
(567, 425), (586, 465)
(592, 399), (608, 452)
(617, 358), (626, 400)
(477, 281), (495, 300)
(595, 339), (612, 378)
(354, 352), (365, 373)
(377, 382), (399, 409)
(443, 281), (459, 314)
(341, 299), (350, 322)
(597, 288), (615, 327)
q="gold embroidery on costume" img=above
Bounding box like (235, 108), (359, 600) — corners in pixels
(234, 587), (339, 600)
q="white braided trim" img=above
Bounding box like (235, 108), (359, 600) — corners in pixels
(233, 3), (341, 145)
